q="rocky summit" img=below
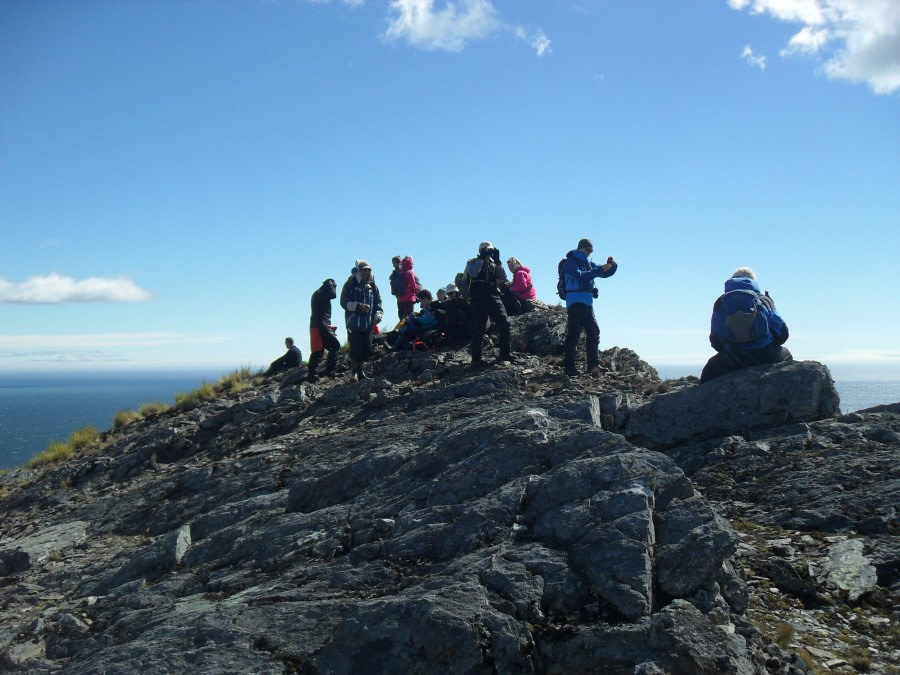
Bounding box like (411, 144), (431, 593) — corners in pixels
(1, 306), (897, 674)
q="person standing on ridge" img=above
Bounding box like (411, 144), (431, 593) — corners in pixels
(462, 241), (514, 368)
(306, 278), (340, 383)
(561, 238), (617, 377)
(396, 255), (419, 319)
(700, 267), (791, 383)
(340, 260), (383, 381)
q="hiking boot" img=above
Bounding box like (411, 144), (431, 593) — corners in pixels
(306, 373), (319, 383)
(468, 359), (489, 370)
(589, 366), (602, 378)
(563, 367), (579, 377)
(356, 368), (370, 381)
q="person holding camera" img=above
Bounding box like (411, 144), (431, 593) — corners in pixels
(462, 241), (514, 368)
(561, 238), (618, 377)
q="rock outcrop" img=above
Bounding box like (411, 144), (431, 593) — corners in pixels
(0, 305), (896, 673)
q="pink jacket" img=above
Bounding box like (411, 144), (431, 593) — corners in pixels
(509, 265), (536, 300)
(398, 256), (419, 303)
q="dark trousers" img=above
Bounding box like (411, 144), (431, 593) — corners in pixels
(348, 330), (373, 364)
(397, 301), (415, 320)
(470, 295), (511, 362)
(308, 326), (340, 376)
(700, 344), (793, 383)
(564, 302), (600, 372)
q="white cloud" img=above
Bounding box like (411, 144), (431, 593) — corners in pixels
(383, 0), (501, 51)
(0, 274), (152, 304)
(382, 0), (550, 56)
(741, 44), (768, 69)
(819, 348), (900, 362)
(0, 333), (226, 349)
(728, 0), (900, 94)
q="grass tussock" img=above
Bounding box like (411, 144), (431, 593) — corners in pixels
(113, 409), (143, 431)
(138, 401), (171, 417)
(214, 366), (262, 394)
(175, 381), (217, 410)
(27, 425), (100, 469)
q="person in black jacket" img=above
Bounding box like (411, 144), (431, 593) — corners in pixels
(307, 279), (341, 382)
(462, 241), (514, 368)
(265, 337), (302, 377)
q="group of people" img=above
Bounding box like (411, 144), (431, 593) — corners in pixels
(266, 237), (791, 385)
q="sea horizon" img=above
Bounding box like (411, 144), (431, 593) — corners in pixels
(1, 365), (898, 471)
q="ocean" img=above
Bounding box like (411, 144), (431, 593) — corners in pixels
(1, 370), (898, 471)
(0, 370), (224, 470)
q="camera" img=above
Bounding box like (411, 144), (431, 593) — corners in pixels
(592, 288), (599, 298)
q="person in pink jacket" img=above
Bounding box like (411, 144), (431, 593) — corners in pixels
(397, 256), (419, 318)
(503, 257), (537, 315)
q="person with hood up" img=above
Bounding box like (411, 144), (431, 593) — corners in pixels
(307, 278), (340, 382)
(700, 267), (791, 383)
(462, 241), (514, 368)
(340, 260), (383, 381)
(396, 255), (419, 318)
(561, 238), (617, 377)
(502, 256), (537, 315)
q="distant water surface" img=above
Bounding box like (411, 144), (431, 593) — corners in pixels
(1, 369), (898, 470)
(0, 371), (223, 469)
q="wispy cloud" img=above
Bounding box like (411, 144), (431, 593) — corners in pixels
(819, 348), (900, 362)
(0, 274), (152, 304)
(382, 0), (551, 56)
(728, 0), (900, 94)
(0, 333), (227, 349)
(741, 44), (767, 69)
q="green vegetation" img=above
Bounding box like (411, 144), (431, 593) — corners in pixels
(138, 401), (171, 417)
(775, 623), (795, 649)
(28, 425), (101, 469)
(214, 366), (262, 394)
(175, 381), (216, 410)
(113, 409), (143, 431)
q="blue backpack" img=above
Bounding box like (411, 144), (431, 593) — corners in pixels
(712, 289), (771, 347)
(556, 258), (567, 299)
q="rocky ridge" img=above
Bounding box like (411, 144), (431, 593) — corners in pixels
(0, 305), (897, 673)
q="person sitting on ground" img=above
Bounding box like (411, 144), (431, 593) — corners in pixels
(700, 267), (791, 383)
(307, 279), (341, 382)
(436, 288), (448, 303)
(432, 283), (471, 346)
(502, 256), (537, 316)
(265, 337), (302, 377)
(393, 289), (438, 351)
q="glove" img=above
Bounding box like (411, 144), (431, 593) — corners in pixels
(491, 248), (501, 263)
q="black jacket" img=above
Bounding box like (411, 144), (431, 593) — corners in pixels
(310, 279), (337, 329)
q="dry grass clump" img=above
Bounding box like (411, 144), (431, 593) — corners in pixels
(27, 425), (100, 469)
(113, 409), (143, 431)
(214, 366), (262, 394)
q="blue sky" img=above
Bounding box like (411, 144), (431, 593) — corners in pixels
(1, 0), (898, 378)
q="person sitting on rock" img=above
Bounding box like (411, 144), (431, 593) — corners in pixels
(436, 288), (448, 303)
(393, 289), (438, 351)
(433, 283), (471, 346)
(502, 256), (537, 316)
(307, 279), (340, 383)
(700, 267), (792, 383)
(265, 337), (302, 377)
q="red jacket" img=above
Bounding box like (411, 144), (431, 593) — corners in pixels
(398, 256), (419, 303)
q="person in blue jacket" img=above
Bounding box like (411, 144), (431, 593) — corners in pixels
(700, 267), (791, 383)
(562, 238), (617, 377)
(340, 260), (383, 381)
